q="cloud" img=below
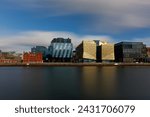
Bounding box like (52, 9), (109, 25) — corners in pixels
(0, 31), (114, 52)
(132, 37), (150, 46)
(0, 30), (150, 52)
(1, 0), (150, 32)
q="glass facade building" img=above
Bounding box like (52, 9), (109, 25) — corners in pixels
(48, 38), (73, 62)
(31, 46), (48, 59)
(115, 42), (147, 62)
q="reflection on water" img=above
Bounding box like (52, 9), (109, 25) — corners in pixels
(81, 66), (118, 99)
(81, 67), (98, 99)
(0, 66), (150, 100)
(100, 67), (118, 98)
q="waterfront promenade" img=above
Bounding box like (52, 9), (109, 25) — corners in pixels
(0, 63), (150, 66)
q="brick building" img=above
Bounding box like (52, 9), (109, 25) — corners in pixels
(0, 59), (18, 63)
(23, 52), (43, 63)
(0, 51), (22, 63)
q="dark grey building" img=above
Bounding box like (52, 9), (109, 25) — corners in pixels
(115, 42), (147, 63)
(31, 46), (48, 60)
(48, 38), (73, 62)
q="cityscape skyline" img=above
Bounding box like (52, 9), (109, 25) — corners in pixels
(0, 38), (149, 63)
(0, 0), (150, 52)
(0, 36), (149, 53)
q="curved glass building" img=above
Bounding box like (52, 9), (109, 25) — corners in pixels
(48, 38), (73, 62)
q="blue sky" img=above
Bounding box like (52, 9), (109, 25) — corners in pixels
(0, 0), (150, 52)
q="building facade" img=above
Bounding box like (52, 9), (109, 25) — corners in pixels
(48, 38), (73, 62)
(31, 46), (48, 60)
(23, 52), (43, 63)
(0, 51), (22, 63)
(97, 42), (115, 62)
(146, 47), (150, 62)
(147, 47), (150, 58)
(76, 40), (96, 62)
(115, 42), (147, 63)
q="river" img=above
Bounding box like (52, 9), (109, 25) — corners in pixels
(0, 66), (150, 100)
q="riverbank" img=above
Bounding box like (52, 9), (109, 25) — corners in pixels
(0, 62), (150, 66)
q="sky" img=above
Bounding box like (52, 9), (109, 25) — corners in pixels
(0, 0), (150, 52)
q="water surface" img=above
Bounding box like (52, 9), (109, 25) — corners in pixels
(0, 66), (150, 100)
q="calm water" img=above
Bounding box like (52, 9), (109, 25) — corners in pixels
(0, 66), (150, 100)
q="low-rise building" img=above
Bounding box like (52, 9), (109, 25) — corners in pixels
(0, 51), (22, 63)
(0, 59), (18, 63)
(23, 52), (43, 63)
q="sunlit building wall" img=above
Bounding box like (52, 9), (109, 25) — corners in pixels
(76, 40), (96, 62)
(97, 42), (115, 62)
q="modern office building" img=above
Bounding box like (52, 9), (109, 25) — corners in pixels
(31, 46), (48, 59)
(76, 40), (96, 62)
(115, 42), (147, 63)
(23, 52), (43, 63)
(48, 38), (73, 62)
(97, 42), (115, 62)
